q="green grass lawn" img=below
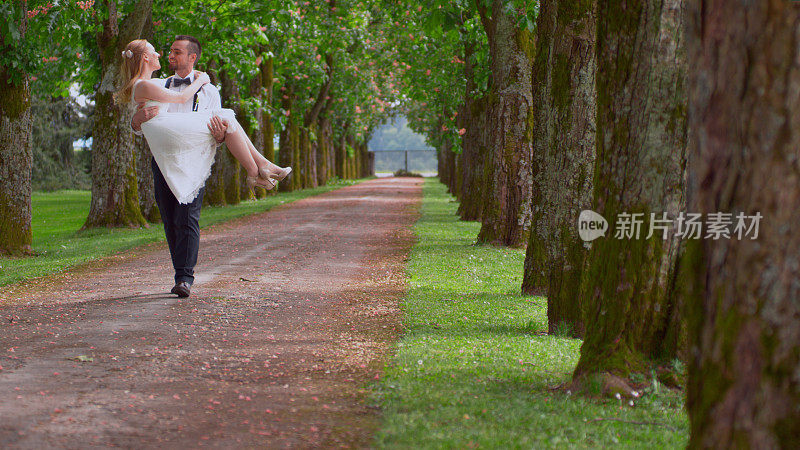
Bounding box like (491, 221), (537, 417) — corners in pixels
(0, 179), (360, 287)
(375, 179), (688, 448)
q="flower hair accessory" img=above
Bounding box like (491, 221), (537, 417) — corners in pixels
(121, 49), (133, 59)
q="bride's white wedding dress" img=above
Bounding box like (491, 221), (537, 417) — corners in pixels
(133, 79), (240, 204)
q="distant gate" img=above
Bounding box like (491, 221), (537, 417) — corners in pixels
(370, 149), (437, 174)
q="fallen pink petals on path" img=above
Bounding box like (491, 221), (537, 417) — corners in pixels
(0, 177), (421, 448)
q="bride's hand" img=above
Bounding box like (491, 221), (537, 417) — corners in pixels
(195, 71), (210, 85)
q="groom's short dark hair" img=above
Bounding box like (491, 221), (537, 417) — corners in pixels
(175, 35), (201, 60)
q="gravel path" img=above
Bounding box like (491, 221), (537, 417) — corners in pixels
(0, 177), (422, 448)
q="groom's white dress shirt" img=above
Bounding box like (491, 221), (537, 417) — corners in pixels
(164, 72), (222, 113)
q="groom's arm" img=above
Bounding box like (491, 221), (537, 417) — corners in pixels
(202, 84), (226, 146)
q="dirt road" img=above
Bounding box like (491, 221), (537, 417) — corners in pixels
(0, 177), (422, 448)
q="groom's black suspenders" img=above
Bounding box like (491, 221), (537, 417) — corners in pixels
(165, 77), (200, 111)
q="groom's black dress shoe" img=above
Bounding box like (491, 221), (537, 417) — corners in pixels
(171, 282), (191, 298)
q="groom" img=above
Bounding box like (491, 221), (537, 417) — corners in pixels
(131, 35), (228, 298)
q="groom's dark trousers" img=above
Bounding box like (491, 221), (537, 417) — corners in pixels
(152, 158), (203, 286)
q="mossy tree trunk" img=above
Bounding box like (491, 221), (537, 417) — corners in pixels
(359, 141), (370, 178)
(302, 55), (333, 189)
(84, 0), (151, 228)
(345, 134), (356, 179)
(290, 120), (301, 189)
(683, 0), (800, 446)
(573, 0), (686, 380)
(218, 71), (241, 205)
(327, 121), (336, 180)
(135, 13), (158, 222)
(522, 0), (596, 338)
(135, 135), (159, 222)
(443, 141), (457, 194)
(201, 66), (226, 206)
(307, 125), (319, 188)
(334, 123), (347, 178)
(243, 51), (265, 199)
(456, 96), (488, 222)
(260, 54), (276, 196)
(0, 11), (33, 255)
(317, 115), (334, 186)
(277, 121), (292, 193)
(277, 83), (295, 193)
(298, 126), (311, 188)
(366, 145), (374, 177)
(437, 145), (447, 185)
(476, 0), (534, 247)
(453, 145), (463, 201)
(317, 116), (334, 185)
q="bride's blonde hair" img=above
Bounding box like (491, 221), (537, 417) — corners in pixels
(114, 39), (149, 104)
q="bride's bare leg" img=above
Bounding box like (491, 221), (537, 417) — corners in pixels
(221, 117), (289, 187)
(223, 129), (259, 177)
(240, 134), (292, 181)
(242, 131), (279, 170)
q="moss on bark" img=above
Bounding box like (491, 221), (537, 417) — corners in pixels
(84, 0), (151, 229)
(0, 68), (33, 255)
(683, 1), (800, 446)
(476, 0), (535, 247)
(522, 0), (595, 337)
(573, 0), (686, 382)
(84, 89), (147, 228)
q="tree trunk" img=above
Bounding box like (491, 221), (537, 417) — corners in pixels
(328, 122), (336, 180)
(277, 85), (295, 193)
(135, 11), (158, 221)
(317, 117), (330, 186)
(683, 0), (800, 446)
(301, 55), (333, 189)
(443, 141), (457, 194)
(522, 0), (596, 338)
(366, 145), (374, 177)
(318, 117), (335, 185)
(306, 124), (318, 188)
(437, 146), (447, 185)
(0, 60), (33, 255)
(356, 140), (365, 178)
(218, 71), (241, 205)
(202, 65), (226, 206)
(277, 121), (292, 193)
(456, 96), (488, 222)
(453, 148), (463, 201)
(298, 126), (310, 188)
(359, 141), (370, 178)
(244, 56), (265, 199)
(345, 134), (356, 179)
(573, 0), (686, 380)
(476, 0), (535, 247)
(335, 126), (346, 178)
(135, 135), (159, 222)
(203, 144), (227, 206)
(260, 55), (276, 196)
(85, 0), (151, 228)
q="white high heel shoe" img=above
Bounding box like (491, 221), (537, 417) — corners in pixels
(246, 175), (276, 190)
(260, 165), (292, 182)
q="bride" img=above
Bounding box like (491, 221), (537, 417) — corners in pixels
(116, 39), (291, 204)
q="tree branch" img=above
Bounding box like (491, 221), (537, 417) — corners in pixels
(118, 0), (154, 49)
(476, 0), (494, 39)
(303, 54), (334, 126)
